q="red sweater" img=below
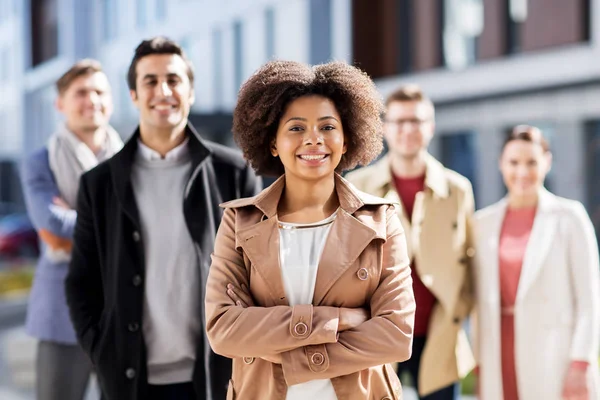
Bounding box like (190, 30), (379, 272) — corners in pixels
(393, 174), (436, 336)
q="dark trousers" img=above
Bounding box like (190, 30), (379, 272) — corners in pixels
(397, 336), (459, 400)
(36, 341), (93, 400)
(148, 382), (196, 400)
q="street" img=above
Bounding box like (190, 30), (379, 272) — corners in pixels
(0, 296), (472, 400)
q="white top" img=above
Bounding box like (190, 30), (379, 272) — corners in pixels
(278, 211), (339, 400)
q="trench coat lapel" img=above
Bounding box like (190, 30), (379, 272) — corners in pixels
(236, 217), (287, 305)
(516, 189), (557, 302)
(312, 208), (380, 305)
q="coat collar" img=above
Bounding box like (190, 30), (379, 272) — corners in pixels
(109, 122), (211, 227)
(368, 153), (450, 199)
(222, 173), (393, 306)
(221, 173), (392, 219)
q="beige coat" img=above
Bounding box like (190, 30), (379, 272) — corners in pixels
(473, 189), (600, 400)
(205, 174), (416, 400)
(345, 154), (476, 396)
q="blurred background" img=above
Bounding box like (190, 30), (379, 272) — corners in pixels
(0, 0), (598, 398)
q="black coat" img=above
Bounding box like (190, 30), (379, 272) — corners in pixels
(65, 124), (261, 400)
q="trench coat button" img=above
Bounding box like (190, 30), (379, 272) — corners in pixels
(125, 368), (136, 379)
(311, 352), (324, 365)
(128, 322), (139, 332)
(459, 257), (468, 265)
(132, 275), (142, 287)
(132, 231), (141, 242)
(243, 357), (254, 365)
(453, 317), (460, 324)
(452, 221), (458, 229)
(466, 247), (476, 258)
(294, 322), (308, 336)
(357, 268), (369, 281)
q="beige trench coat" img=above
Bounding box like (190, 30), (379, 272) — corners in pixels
(346, 154), (476, 396)
(205, 174), (416, 400)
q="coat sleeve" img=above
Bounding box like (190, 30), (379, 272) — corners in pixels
(459, 182), (476, 319)
(280, 206), (416, 385)
(205, 208), (340, 358)
(20, 150), (77, 239)
(566, 202), (600, 362)
(65, 173), (104, 358)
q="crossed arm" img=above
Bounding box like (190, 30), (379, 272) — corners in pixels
(205, 206), (415, 384)
(20, 150), (76, 252)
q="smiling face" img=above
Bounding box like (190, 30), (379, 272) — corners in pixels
(56, 71), (113, 134)
(500, 139), (552, 199)
(271, 95), (346, 182)
(130, 54), (194, 137)
(383, 100), (435, 160)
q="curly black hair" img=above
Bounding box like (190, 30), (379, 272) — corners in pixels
(233, 60), (384, 176)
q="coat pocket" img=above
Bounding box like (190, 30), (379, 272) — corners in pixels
(226, 379), (235, 400)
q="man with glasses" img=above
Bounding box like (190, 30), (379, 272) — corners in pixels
(346, 85), (476, 400)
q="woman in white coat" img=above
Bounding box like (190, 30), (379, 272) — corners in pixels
(473, 126), (600, 400)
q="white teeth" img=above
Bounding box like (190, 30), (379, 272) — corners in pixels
(299, 154), (326, 160)
(154, 105), (173, 110)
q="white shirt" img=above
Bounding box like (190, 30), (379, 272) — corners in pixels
(137, 137), (190, 162)
(278, 211), (339, 400)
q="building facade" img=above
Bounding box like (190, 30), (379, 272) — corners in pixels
(2, 0), (600, 238)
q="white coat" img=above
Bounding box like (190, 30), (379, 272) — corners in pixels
(473, 189), (600, 400)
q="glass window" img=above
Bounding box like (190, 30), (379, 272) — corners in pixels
(440, 131), (479, 207)
(265, 8), (275, 59)
(156, 0), (167, 20)
(136, 0), (147, 28)
(585, 122), (600, 246)
(233, 21), (243, 91)
(102, 0), (118, 42)
(309, 0), (332, 64)
(212, 29), (223, 108)
(30, 0), (58, 66)
(0, 47), (9, 81)
(443, 0), (483, 70)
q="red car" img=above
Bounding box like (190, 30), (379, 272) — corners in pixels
(0, 214), (40, 259)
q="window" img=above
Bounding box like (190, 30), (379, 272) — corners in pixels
(156, 0), (167, 20)
(212, 29), (223, 108)
(265, 8), (275, 59)
(102, 0), (118, 42)
(309, 0), (332, 64)
(440, 131), (479, 207)
(585, 122), (600, 246)
(0, 47), (9, 81)
(136, 0), (147, 28)
(233, 21), (243, 91)
(443, 0), (483, 70)
(30, 0), (58, 67)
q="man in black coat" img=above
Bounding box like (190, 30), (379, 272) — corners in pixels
(65, 37), (261, 400)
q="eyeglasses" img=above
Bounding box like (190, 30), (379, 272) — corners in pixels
(383, 118), (431, 128)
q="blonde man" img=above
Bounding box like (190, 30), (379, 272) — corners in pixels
(346, 85), (475, 399)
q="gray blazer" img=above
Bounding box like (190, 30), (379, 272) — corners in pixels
(20, 148), (78, 344)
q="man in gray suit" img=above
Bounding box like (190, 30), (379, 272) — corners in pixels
(20, 59), (122, 400)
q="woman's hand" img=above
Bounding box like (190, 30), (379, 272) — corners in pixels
(338, 307), (370, 331)
(226, 283), (282, 364)
(562, 361), (590, 400)
(227, 283), (255, 307)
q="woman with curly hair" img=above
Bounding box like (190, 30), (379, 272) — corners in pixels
(204, 60), (415, 400)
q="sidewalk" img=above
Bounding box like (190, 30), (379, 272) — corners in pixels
(0, 294), (473, 400)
